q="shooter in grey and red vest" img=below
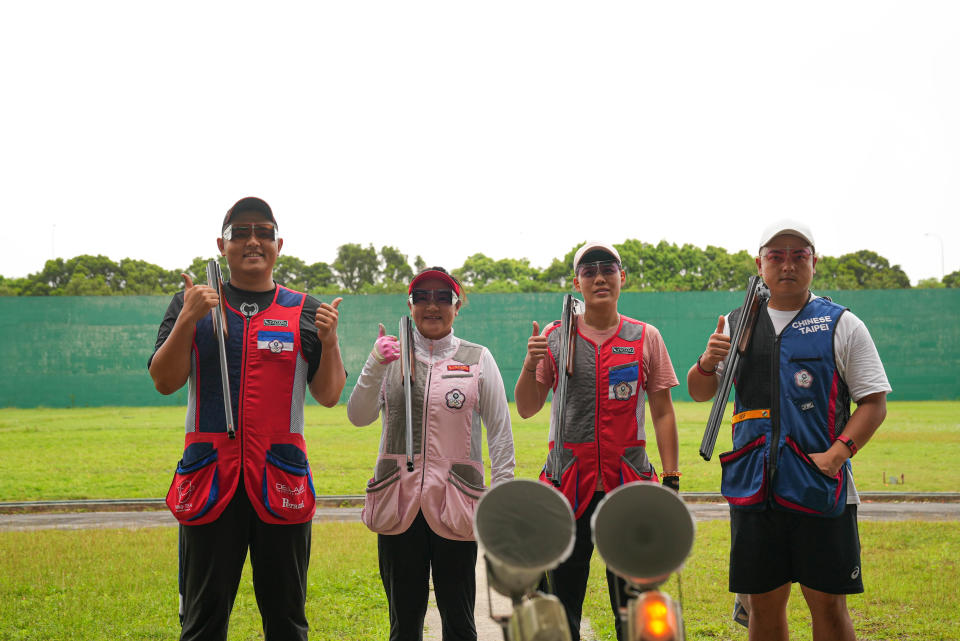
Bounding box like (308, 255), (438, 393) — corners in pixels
(514, 241), (682, 641)
(687, 220), (890, 641)
(347, 266), (516, 641)
(149, 196), (346, 641)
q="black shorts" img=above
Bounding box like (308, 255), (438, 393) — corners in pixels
(729, 504), (863, 595)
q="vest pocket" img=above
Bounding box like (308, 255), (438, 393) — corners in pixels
(440, 462), (486, 538)
(720, 435), (768, 508)
(620, 446), (656, 484)
(540, 447), (579, 508)
(772, 437), (847, 517)
(260, 444), (316, 522)
(362, 458), (403, 533)
(167, 442), (220, 522)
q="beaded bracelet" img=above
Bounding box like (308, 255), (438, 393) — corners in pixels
(695, 355), (717, 377)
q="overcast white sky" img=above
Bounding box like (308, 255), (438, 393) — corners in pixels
(2, 1), (957, 284)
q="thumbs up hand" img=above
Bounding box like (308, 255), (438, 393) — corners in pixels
(371, 322), (400, 365)
(523, 321), (548, 374)
(315, 297), (343, 346)
(700, 315), (731, 372)
(180, 273), (219, 324)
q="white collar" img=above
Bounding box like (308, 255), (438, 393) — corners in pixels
(413, 325), (459, 359)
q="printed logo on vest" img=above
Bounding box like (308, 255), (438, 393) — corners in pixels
(800, 400), (815, 411)
(445, 388), (466, 409)
(447, 364), (470, 372)
(263, 319), (289, 327)
(282, 498), (305, 509)
(257, 330), (294, 353)
(276, 482), (304, 496)
(177, 480), (194, 503)
(240, 302), (259, 318)
(611, 346), (635, 354)
(794, 369), (813, 389)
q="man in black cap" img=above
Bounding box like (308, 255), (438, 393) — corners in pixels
(149, 196), (346, 641)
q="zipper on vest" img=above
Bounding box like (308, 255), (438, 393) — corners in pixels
(238, 314), (250, 464)
(419, 341), (434, 489)
(595, 343), (603, 489)
(767, 330), (784, 506)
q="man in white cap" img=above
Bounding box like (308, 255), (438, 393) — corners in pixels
(515, 241), (681, 641)
(687, 221), (890, 641)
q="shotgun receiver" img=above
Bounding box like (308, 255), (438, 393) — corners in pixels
(545, 294), (583, 486)
(699, 275), (768, 460)
(206, 259), (235, 439)
(399, 316), (416, 472)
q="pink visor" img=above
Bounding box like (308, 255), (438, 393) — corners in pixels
(408, 270), (461, 296)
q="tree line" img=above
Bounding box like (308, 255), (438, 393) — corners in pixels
(2, 240), (956, 296)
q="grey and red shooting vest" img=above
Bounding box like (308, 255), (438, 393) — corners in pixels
(165, 285), (317, 526)
(539, 314), (659, 519)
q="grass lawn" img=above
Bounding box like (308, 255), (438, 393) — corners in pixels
(0, 401), (957, 501)
(1, 520), (957, 640)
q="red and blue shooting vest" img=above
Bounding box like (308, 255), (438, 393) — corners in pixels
(165, 285), (317, 526)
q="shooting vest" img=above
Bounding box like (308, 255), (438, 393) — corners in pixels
(361, 330), (488, 541)
(165, 285), (317, 526)
(539, 315), (658, 519)
(720, 296), (852, 517)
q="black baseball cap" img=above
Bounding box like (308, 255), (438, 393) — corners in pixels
(222, 197), (278, 231)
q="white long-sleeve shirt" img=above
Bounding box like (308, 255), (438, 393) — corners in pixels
(347, 327), (516, 486)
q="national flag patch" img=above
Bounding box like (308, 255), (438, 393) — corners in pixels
(257, 330), (294, 354)
(608, 362), (639, 401)
(447, 364), (470, 372)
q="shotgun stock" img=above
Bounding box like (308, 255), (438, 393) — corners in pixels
(399, 316), (416, 472)
(206, 259), (235, 439)
(545, 294), (583, 486)
(699, 275), (768, 460)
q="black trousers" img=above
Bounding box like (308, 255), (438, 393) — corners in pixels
(178, 488), (312, 641)
(378, 510), (478, 641)
(540, 492), (631, 641)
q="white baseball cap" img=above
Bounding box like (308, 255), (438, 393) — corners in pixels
(758, 220), (816, 252)
(573, 241), (622, 271)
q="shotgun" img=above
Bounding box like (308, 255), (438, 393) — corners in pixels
(206, 259), (235, 439)
(399, 316), (416, 472)
(699, 275), (768, 460)
(545, 294), (583, 486)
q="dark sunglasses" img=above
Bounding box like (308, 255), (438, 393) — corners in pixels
(408, 289), (459, 306)
(222, 223), (277, 241)
(576, 260), (621, 279)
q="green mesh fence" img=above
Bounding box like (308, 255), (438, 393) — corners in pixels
(1, 289), (956, 408)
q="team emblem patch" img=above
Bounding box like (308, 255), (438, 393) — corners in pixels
(240, 302), (259, 317)
(257, 330), (294, 353)
(794, 369), (813, 389)
(445, 389), (466, 409)
(608, 362), (639, 401)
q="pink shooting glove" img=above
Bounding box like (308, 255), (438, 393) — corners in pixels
(372, 323), (400, 364)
